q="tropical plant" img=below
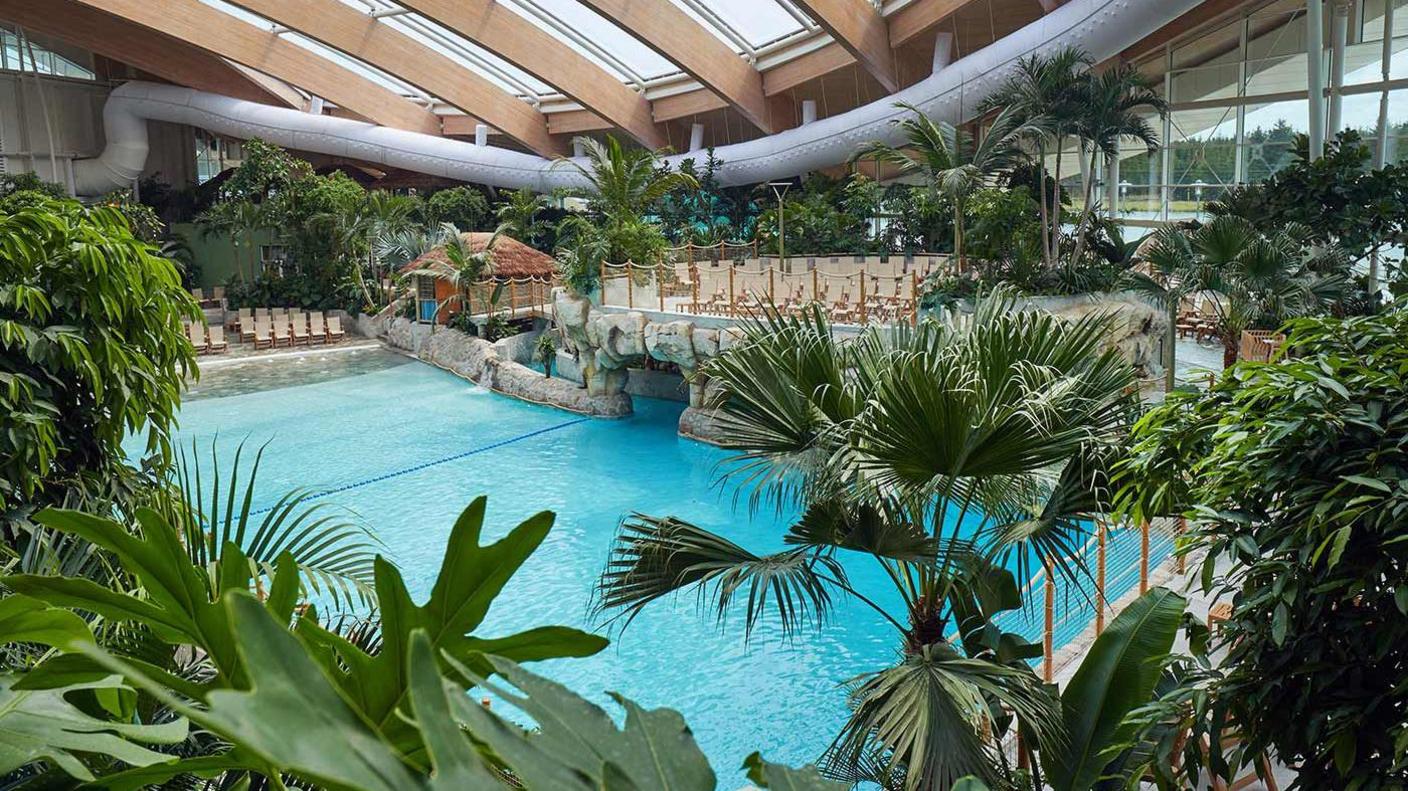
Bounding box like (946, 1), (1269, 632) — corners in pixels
(854, 104), (1025, 263)
(983, 47), (1093, 267)
(1131, 216), (1348, 366)
(0, 200), (199, 529)
(1207, 129), (1408, 298)
(1113, 310), (1408, 790)
(595, 292), (1141, 789)
(424, 184), (490, 231)
(554, 134), (697, 263)
(535, 331), (558, 378)
(1068, 65), (1165, 263)
(0, 496), (836, 789)
(495, 187), (548, 246)
(196, 198), (267, 282)
(555, 214), (610, 297)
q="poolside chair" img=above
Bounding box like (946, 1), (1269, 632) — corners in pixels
(272, 317), (292, 348)
(211, 286), (226, 306)
(191, 287), (204, 304)
(253, 318), (273, 350)
(271, 307), (288, 329)
(325, 315), (345, 343)
(238, 309), (257, 343)
(291, 311), (309, 345)
(184, 321), (206, 354)
(207, 324), (229, 354)
(308, 312), (327, 345)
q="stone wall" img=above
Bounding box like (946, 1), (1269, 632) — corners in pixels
(358, 312), (632, 418)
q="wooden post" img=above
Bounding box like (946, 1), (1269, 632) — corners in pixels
(859, 274), (867, 324)
(691, 265), (700, 314)
(509, 280), (517, 317)
(626, 263), (634, 308)
(1096, 521), (1107, 635)
(728, 266), (736, 318)
(911, 270), (920, 327)
(1139, 519), (1151, 594)
(811, 267), (819, 303)
(1043, 563), (1055, 683)
(657, 261), (665, 311)
(1176, 516), (1187, 573)
(768, 265), (775, 305)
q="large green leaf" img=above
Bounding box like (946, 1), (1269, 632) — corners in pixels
(0, 672), (186, 781)
(294, 497), (606, 741)
(1042, 586), (1186, 791)
(0, 593), (93, 648)
(452, 653), (718, 790)
(742, 751), (847, 790)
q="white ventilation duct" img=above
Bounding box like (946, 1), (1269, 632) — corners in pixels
(73, 0), (1198, 196)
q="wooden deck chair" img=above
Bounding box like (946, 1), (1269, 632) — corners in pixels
(184, 322), (206, 354)
(308, 312), (327, 345)
(272, 318), (292, 348)
(325, 315), (345, 343)
(191, 287), (204, 303)
(291, 311), (309, 345)
(253, 318), (273, 350)
(211, 286), (226, 305)
(238, 308), (256, 343)
(207, 324), (229, 353)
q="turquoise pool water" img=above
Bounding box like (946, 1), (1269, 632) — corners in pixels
(160, 347), (1169, 779)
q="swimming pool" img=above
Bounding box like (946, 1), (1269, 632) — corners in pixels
(162, 347), (1168, 777)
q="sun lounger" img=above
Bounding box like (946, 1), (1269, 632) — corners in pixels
(184, 322), (207, 354)
(308, 312), (327, 345)
(253, 318), (273, 350)
(191, 287), (204, 303)
(207, 324), (229, 353)
(272, 318), (292, 348)
(211, 286), (225, 306)
(291, 312), (309, 345)
(325, 315), (345, 343)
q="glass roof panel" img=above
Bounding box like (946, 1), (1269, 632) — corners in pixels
(672, 0), (807, 49)
(498, 0), (678, 82)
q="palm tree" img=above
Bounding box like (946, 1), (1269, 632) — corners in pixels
(983, 48), (1092, 267)
(1137, 216), (1348, 368)
(554, 134), (697, 262)
(595, 292), (1137, 789)
(495, 187), (548, 247)
(1070, 65), (1166, 263)
(853, 104), (1026, 265)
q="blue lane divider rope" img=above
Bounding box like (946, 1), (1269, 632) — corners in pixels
(248, 417), (590, 516)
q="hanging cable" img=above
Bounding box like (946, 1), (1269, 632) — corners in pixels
(18, 27), (60, 189)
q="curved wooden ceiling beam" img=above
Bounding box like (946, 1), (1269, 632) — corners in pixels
(395, 0), (665, 149)
(787, 0), (899, 92)
(575, 0), (778, 134)
(0, 0), (298, 108)
(219, 0), (561, 156)
(67, 0), (440, 135)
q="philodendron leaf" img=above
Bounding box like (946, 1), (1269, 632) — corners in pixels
(86, 590), (423, 791)
(0, 672), (187, 781)
(0, 593), (93, 648)
(742, 751), (847, 790)
(1043, 586), (1186, 791)
(295, 496), (607, 738)
(452, 654), (718, 790)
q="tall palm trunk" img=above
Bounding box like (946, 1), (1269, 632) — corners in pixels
(1069, 146), (1104, 265)
(952, 198), (965, 268)
(1036, 143), (1052, 267)
(1050, 135), (1065, 264)
(1165, 301), (1177, 392)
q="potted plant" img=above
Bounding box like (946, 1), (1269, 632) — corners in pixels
(535, 332), (558, 378)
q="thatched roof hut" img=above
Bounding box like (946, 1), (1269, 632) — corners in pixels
(400, 232), (555, 281)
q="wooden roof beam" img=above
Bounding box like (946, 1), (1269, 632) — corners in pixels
(576, 0), (780, 134)
(395, 0), (665, 149)
(68, 0), (440, 135)
(787, 0), (899, 92)
(220, 0), (561, 156)
(0, 0), (298, 107)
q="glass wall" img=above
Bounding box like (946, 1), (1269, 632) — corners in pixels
(0, 28), (94, 80)
(1087, 0), (1408, 228)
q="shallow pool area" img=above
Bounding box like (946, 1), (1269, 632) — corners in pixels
(161, 347), (1168, 776)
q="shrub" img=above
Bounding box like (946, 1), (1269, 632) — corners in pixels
(425, 185), (490, 231)
(0, 200), (198, 523)
(1116, 310), (1408, 789)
